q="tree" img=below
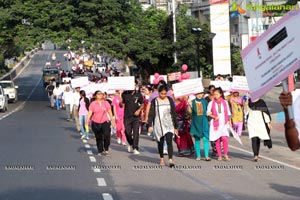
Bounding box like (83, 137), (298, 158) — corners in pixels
(231, 43), (244, 75)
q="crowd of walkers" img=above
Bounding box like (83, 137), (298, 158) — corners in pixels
(46, 70), (278, 167)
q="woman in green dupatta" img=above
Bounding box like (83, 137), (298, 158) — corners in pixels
(188, 91), (210, 161)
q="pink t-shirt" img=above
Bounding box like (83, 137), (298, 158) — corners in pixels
(79, 98), (88, 116)
(89, 100), (111, 123)
(112, 95), (124, 118)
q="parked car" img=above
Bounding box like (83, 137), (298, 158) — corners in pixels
(0, 86), (8, 112)
(0, 80), (18, 103)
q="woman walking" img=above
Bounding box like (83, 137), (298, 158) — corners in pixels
(148, 85), (178, 167)
(229, 91), (244, 136)
(175, 96), (194, 156)
(207, 88), (232, 161)
(246, 98), (272, 161)
(79, 90), (90, 140)
(188, 91), (210, 161)
(112, 90), (126, 145)
(86, 90), (115, 156)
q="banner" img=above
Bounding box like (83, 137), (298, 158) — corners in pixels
(107, 76), (135, 90)
(210, 1), (231, 75)
(71, 77), (89, 88)
(231, 76), (249, 92)
(242, 9), (300, 100)
(210, 81), (231, 91)
(172, 78), (204, 98)
(167, 72), (181, 81)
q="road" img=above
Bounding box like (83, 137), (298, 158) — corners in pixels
(0, 50), (300, 200)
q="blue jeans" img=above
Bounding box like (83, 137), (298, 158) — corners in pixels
(79, 114), (89, 138)
(56, 98), (61, 110)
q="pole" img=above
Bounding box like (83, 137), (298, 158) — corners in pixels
(282, 79), (294, 120)
(197, 32), (200, 78)
(172, 0), (177, 64)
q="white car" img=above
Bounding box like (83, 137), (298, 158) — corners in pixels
(0, 86), (8, 112)
(0, 80), (18, 103)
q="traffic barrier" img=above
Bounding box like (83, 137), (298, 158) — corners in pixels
(0, 48), (39, 81)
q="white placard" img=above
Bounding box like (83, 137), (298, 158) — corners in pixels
(150, 75), (168, 84)
(231, 76), (249, 92)
(242, 9), (300, 100)
(62, 77), (72, 83)
(81, 83), (109, 95)
(71, 77), (89, 88)
(172, 78), (204, 98)
(107, 76), (135, 90)
(210, 81), (231, 91)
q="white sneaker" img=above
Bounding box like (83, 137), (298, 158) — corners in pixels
(117, 138), (121, 144)
(128, 146), (133, 153)
(147, 132), (151, 136)
(133, 149), (140, 155)
(81, 135), (86, 139)
(122, 143), (126, 146)
(163, 150), (168, 155)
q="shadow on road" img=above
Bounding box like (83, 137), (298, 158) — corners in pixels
(269, 183), (300, 198)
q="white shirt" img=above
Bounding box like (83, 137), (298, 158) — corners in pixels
(292, 94), (300, 141)
(73, 92), (80, 107)
(62, 91), (74, 105)
(53, 87), (63, 97)
(207, 100), (232, 141)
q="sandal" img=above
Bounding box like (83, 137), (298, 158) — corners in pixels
(217, 157), (223, 161)
(169, 159), (175, 168)
(159, 158), (165, 166)
(224, 155), (230, 161)
(205, 157), (211, 161)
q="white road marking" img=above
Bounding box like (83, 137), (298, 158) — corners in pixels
(89, 156), (96, 163)
(87, 150), (93, 155)
(96, 178), (107, 187)
(102, 193), (113, 200)
(229, 145), (300, 171)
(93, 168), (101, 173)
(85, 144), (91, 149)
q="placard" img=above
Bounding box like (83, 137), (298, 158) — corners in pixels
(62, 77), (72, 83)
(210, 81), (231, 91)
(167, 72), (181, 81)
(150, 75), (168, 84)
(172, 78), (204, 98)
(71, 77), (89, 88)
(242, 9), (300, 100)
(107, 76), (135, 90)
(231, 76), (249, 92)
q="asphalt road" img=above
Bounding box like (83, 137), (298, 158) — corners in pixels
(0, 50), (300, 200)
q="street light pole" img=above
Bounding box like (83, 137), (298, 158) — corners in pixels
(192, 27), (202, 78)
(196, 31), (200, 78)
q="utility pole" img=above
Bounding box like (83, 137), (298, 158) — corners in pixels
(172, 0), (177, 64)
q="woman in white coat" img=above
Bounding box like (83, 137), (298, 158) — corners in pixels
(246, 98), (272, 162)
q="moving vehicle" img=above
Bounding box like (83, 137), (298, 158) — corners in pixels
(0, 86), (8, 112)
(0, 80), (18, 103)
(43, 68), (60, 87)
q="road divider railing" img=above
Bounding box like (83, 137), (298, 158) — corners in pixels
(0, 48), (39, 81)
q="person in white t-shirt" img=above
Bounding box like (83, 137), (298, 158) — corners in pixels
(62, 86), (74, 121)
(279, 91), (300, 151)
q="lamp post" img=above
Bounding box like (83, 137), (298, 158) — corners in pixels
(191, 27), (202, 78)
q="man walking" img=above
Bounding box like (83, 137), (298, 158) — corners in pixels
(121, 81), (144, 154)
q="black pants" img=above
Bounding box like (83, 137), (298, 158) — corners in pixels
(252, 137), (261, 156)
(157, 132), (173, 159)
(124, 117), (140, 150)
(92, 121), (111, 153)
